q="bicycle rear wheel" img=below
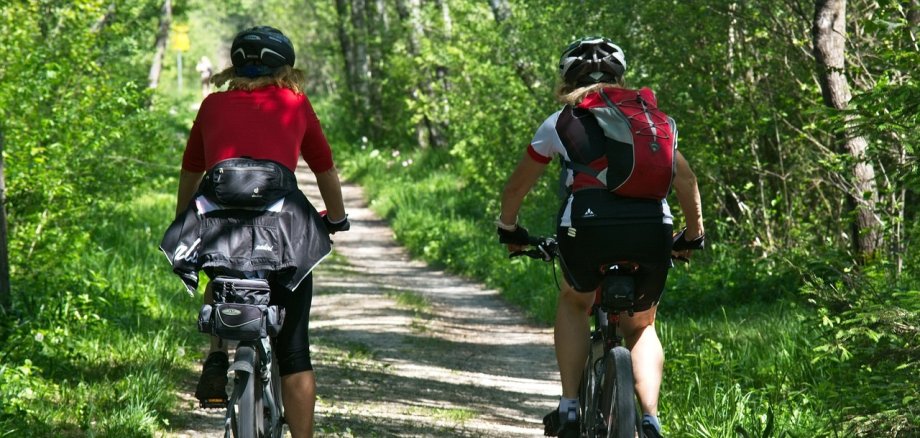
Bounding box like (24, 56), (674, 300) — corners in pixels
(602, 346), (638, 438)
(232, 345), (262, 438)
(265, 350), (284, 438)
(580, 339), (606, 438)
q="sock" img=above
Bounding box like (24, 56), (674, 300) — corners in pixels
(643, 413), (661, 432)
(558, 397), (579, 422)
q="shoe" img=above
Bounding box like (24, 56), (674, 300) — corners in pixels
(542, 407), (579, 437)
(642, 418), (663, 438)
(194, 351), (229, 407)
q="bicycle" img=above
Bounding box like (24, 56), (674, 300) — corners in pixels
(514, 229), (702, 438)
(512, 237), (643, 438)
(197, 275), (287, 438)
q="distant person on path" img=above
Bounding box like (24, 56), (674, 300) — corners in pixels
(195, 55), (213, 97)
(496, 37), (705, 438)
(164, 26), (349, 438)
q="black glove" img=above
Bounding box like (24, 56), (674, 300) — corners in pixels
(497, 224), (530, 245)
(323, 214), (351, 234)
(672, 228), (705, 251)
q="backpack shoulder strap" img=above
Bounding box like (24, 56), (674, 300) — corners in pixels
(561, 157), (600, 177)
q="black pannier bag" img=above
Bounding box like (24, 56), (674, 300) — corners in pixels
(199, 158), (297, 207)
(197, 276), (285, 340)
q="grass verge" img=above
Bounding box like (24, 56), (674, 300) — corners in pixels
(0, 184), (202, 437)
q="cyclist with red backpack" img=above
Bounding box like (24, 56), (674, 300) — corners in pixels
(496, 37), (705, 438)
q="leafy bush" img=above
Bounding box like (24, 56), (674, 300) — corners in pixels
(800, 260), (919, 437)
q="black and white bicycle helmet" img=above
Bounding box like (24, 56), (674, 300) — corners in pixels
(559, 36), (626, 86)
(230, 26), (295, 77)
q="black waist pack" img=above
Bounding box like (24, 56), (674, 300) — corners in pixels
(199, 158), (297, 207)
(197, 277), (285, 341)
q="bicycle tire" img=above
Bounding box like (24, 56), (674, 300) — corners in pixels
(580, 339), (606, 438)
(233, 345), (260, 438)
(266, 351), (284, 438)
(602, 346), (638, 438)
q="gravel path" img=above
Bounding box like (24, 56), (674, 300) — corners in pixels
(167, 165), (559, 437)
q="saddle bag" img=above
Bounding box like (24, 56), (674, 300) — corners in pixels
(197, 277), (285, 340)
(599, 263), (639, 313)
(600, 275), (635, 312)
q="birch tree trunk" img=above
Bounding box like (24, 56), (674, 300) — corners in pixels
(396, 0), (432, 148)
(487, 0), (537, 96)
(147, 0), (171, 89)
(365, 0), (387, 141)
(812, 0), (882, 257)
(488, 0), (511, 22)
(91, 2), (116, 33)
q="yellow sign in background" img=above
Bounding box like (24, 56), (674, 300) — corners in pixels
(171, 24), (190, 52)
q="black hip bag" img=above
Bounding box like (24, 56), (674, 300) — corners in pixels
(200, 158), (297, 207)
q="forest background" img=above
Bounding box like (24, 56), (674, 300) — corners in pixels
(0, 0), (917, 436)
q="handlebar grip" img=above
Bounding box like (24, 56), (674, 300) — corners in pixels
(672, 228), (705, 251)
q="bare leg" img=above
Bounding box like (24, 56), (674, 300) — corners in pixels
(618, 306), (663, 416)
(282, 371), (317, 438)
(555, 279), (595, 398)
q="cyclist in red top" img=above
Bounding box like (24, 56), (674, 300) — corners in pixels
(173, 26), (348, 438)
(497, 37), (705, 438)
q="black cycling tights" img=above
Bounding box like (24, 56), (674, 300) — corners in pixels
(269, 273), (314, 376)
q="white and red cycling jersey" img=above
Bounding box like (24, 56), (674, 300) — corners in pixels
(527, 106), (674, 228)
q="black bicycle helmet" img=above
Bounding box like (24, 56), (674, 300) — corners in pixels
(558, 36), (626, 86)
(230, 26), (295, 77)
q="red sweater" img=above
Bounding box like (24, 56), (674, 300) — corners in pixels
(182, 86), (333, 173)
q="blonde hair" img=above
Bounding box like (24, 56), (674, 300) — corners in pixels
(554, 78), (626, 106)
(211, 65), (306, 94)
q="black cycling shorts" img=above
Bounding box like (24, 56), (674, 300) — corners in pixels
(269, 274), (314, 376)
(557, 223), (673, 311)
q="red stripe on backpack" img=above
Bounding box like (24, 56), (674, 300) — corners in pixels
(573, 87), (676, 199)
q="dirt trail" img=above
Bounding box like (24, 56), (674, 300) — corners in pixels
(168, 166), (560, 437)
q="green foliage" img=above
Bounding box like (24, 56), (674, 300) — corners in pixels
(0, 0), (915, 436)
(324, 1), (918, 436)
(0, 1), (197, 435)
(0, 0), (180, 275)
(0, 188), (198, 436)
(799, 260), (919, 436)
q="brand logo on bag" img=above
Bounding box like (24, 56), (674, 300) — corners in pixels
(255, 243), (274, 251)
(221, 308), (242, 316)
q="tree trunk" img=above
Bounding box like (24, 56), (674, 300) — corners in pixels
(365, 0), (387, 141)
(335, 0), (356, 87)
(0, 124), (10, 311)
(488, 0), (511, 23)
(147, 0), (171, 89)
(812, 0), (882, 258)
(437, 0), (452, 37)
(396, 0), (432, 148)
(350, 0), (371, 112)
(373, 0), (389, 32)
(487, 0), (538, 97)
(91, 2), (116, 33)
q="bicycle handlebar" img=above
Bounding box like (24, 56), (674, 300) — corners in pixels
(509, 234), (697, 263)
(508, 236), (558, 261)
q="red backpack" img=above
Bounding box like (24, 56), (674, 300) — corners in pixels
(564, 87), (675, 200)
